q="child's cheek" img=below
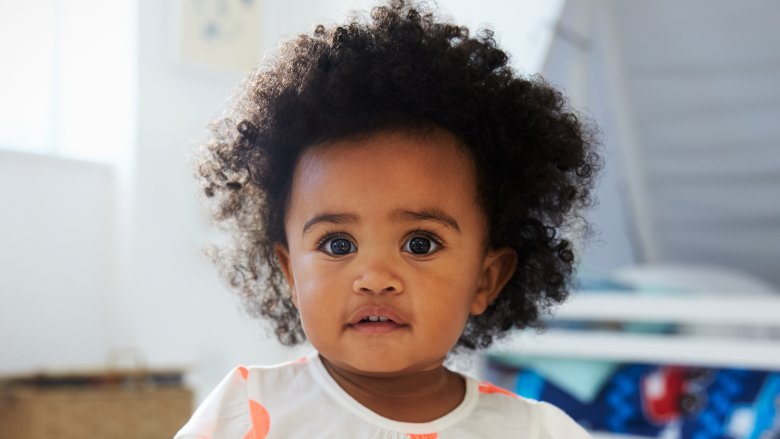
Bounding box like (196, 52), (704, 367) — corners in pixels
(412, 253), (481, 287)
(295, 260), (345, 298)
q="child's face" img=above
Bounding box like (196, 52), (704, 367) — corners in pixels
(275, 129), (515, 376)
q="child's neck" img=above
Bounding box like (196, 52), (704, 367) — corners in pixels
(320, 355), (466, 423)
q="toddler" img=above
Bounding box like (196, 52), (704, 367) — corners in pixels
(176, 1), (600, 437)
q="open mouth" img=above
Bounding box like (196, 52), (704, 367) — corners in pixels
(347, 306), (409, 334)
(349, 314), (407, 334)
(360, 315), (391, 323)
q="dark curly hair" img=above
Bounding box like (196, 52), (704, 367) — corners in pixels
(197, 0), (601, 350)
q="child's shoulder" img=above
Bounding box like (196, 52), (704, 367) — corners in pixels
(174, 355), (317, 439)
(469, 378), (592, 438)
(240, 354), (315, 392)
(241, 355), (313, 377)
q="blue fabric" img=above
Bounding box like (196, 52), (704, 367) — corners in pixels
(486, 358), (780, 438)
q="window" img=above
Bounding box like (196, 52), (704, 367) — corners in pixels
(0, 0), (135, 162)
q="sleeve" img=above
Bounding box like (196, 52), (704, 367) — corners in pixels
(535, 401), (592, 439)
(173, 367), (253, 439)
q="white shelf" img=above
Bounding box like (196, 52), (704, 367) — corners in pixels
(493, 329), (780, 369)
(554, 291), (780, 327)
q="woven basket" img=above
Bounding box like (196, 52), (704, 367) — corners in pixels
(0, 370), (192, 439)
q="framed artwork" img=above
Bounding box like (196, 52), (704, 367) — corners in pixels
(172, 0), (261, 74)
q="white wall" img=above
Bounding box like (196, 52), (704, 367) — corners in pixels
(541, 0), (639, 272)
(0, 151), (115, 372)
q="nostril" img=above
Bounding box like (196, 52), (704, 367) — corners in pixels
(355, 281), (402, 295)
(353, 269), (403, 294)
(359, 285), (396, 294)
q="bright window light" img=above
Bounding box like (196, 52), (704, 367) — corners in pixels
(0, 0), (135, 162)
(0, 1), (57, 155)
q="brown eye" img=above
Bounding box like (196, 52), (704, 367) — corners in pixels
(408, 237), (432, 254)
(318, 235), (357, 256)
(329, 238), (354, 255)
(403, 234), (441, 255)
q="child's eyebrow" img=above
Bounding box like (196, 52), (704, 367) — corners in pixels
(302, 213), (358, 236)
(389, 208), (461, 233)
(301, 208), (461, 236)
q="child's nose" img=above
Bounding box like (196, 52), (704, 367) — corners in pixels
(352, 258), (404, 295)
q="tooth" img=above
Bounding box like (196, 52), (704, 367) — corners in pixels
(368, 316), (379, 322)
(378, 316), (388, 322)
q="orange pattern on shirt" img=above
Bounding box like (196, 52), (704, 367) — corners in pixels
(242, 399), (271, 439)
(407, 434), (438, 439)
(239, 366), (249, 380)
(478, 381), (519, 398)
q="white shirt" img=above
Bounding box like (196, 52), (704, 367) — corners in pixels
(175, 353), (591, 438)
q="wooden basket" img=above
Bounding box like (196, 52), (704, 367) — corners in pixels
(0, 369), (192, 439)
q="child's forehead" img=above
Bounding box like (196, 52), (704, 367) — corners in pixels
(295, 130), (475, 183)
(299, 127), (473, 170)
(286, 129), (484, 218)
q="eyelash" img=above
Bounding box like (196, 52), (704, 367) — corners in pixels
(314, 229), (445, 256)
(315, 230), (354, 254)
(406, 229), (445, 252)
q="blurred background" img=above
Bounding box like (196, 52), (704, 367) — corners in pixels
(1, 0), (779, 438)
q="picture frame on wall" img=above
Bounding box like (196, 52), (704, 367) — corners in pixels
(171, 0), (261, 76)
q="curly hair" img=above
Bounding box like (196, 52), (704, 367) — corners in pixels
(197, 0), (601, 350)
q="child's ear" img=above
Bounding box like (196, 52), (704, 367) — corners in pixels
(273, 243), (298, 308)
(470, 247), (517, 316)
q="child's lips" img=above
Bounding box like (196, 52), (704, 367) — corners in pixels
(346, 305), (409, 327)
(350, 320), (405, 334)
